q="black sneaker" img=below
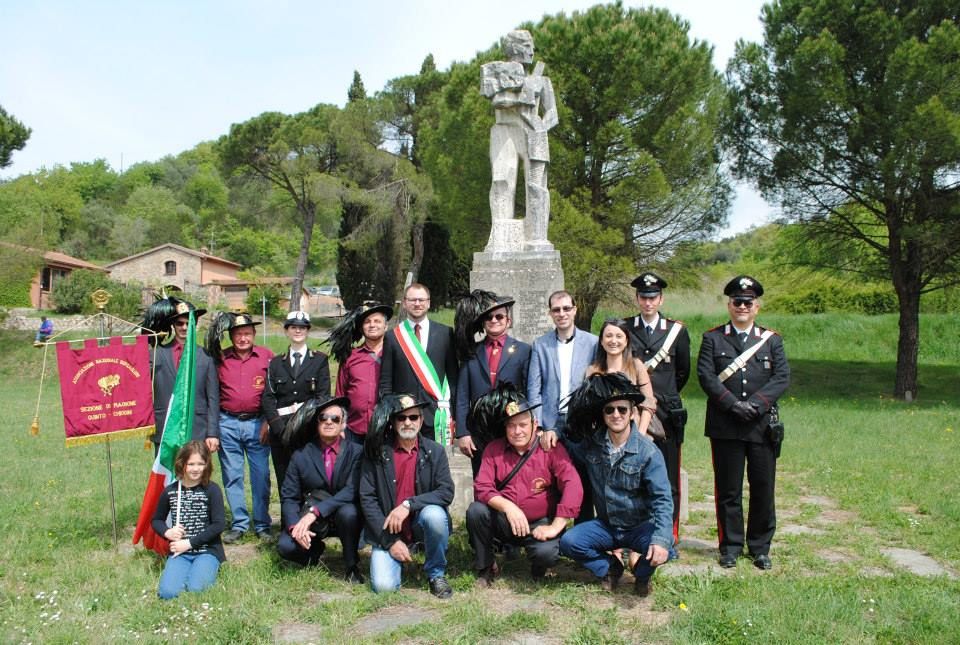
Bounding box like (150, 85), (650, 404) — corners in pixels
(222, 529), (245, 544)
(429, 576), (453, 599)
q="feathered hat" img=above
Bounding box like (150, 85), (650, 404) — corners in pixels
(325, 302), (393, 364)
(204, 312), (260, 364)
(564, 372), (645, 442)
(363, 393), (430, 461)
(140, 295), (206, 346)
(467, 381), (541, 446)
(280, 395), (351, 452)
(453, 289), (515, 362)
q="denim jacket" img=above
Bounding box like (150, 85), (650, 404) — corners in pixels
(566, 424), (674, 549)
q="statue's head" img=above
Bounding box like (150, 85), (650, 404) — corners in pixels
(504, 30), (534, 64)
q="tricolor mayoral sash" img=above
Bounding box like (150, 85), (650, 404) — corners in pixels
(393, 320), (450, 444)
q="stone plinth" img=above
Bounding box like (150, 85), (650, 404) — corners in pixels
(471, 250), (564, 344)
(446, 445), (474, 525)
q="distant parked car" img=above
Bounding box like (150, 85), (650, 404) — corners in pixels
(316, 285), (340, 298)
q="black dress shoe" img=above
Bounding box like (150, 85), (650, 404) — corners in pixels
(222, 529), (245, 544)
(634, 577), (652, 597)
(344, 566), (366, 584)
(718, 553), (737, 568)
(429, 576), (453, 599)
(753, 554), (772, 570)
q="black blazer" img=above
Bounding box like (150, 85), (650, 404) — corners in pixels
(358, 437), (454, 549)
(261, 348), (332, 435)
(454, 335), (531, 440)
(697, 323), (790, 443)
(280, 439), (363, 529)
(379, 320), (458, 430)
(150, 342), (220, 443)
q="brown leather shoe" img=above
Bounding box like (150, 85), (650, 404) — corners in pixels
(475, 561), (499, 588)
(600, 555), (624, 591)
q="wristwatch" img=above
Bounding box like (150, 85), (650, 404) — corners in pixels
(402, 499), (411, 509)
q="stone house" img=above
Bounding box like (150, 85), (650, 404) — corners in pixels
(3, 244), (109, 310)
(106, 243), (241, 305)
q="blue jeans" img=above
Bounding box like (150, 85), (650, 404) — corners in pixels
(369, 504), (450, 593)
(157, 552), (220, 599)
(559, 519), (675, 583)
(218, 412), (272, 533)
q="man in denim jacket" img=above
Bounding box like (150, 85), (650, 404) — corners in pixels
(559, 373), (674, 596)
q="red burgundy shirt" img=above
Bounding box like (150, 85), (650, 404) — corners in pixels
(474, 438), (583, 522)
(335, 345), (382, 436)
(393, 438), (419, 543)
(217, 346), (274, 415)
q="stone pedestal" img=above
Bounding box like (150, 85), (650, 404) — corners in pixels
(471, 249), (564, 344)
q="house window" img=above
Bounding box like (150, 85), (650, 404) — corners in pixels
(41, 267), (51, 291)
(164, 261), (177, 276)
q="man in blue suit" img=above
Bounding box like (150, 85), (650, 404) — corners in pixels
(528, 290), (598, 521)
(454, 294), (532, 476)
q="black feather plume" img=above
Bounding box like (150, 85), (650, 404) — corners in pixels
(204, 311), (236, 364)
(140, 295), (179, 346)
(364, 395), (404, 461)
(454, 289), (497, 362)
(467, 382), (522, 446)
(326, 306), (364, 364)
(565, 372), (643, 442)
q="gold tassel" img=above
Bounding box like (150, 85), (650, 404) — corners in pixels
(30, 416), (40, 436)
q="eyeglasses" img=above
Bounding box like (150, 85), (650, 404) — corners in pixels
(603, 405), (632, 416)
(405, 298), (429, 303)
(396, 413), (421, 422)
(731, 298), (754, 308)
(319, 413), (342, 424)
(484, 313), (507, 322)
(550, 305), (575, 313)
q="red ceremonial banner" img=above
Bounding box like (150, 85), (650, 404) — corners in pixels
(56, 335), (156, 446)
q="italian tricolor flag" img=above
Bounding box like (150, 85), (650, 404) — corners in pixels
(132, 311), (197, 557)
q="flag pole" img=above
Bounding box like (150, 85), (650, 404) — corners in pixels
(93, 289), (120, 548)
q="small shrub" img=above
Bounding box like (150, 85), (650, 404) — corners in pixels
(51, 270), (143, 319)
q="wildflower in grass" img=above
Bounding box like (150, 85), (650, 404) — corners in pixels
(679, 602), (688, 611)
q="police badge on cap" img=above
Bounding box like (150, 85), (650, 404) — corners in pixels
(284, 310), (312, 328)
(630, 272), (667, 297)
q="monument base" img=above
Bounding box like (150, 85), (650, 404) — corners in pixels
(471, 249), (564, 344)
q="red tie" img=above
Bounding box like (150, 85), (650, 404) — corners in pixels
(414, 323), (422, 343)
(488, 338), (503, 386)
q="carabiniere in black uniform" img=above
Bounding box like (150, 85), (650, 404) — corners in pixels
(697, 275), (790, 570)
(626, 272), (690, 544)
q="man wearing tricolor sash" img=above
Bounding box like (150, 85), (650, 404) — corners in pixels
(379, 284), (458, 443)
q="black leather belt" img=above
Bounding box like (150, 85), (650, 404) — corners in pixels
(222, 410), (260, 421)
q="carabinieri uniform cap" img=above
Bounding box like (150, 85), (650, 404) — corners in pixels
(284, 310), (312, 328)
(631, 272), (667, 297)
(723, 275), (764, 299)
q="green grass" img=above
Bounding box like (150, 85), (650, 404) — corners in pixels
(1, 311), (958, 644)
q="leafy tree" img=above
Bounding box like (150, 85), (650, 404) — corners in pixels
(0, 105), (31, 168)
(216, 105), (343, 308)
(418, 4), (730, 325)
(347, 71), (367, 103)
(379, 54), (447, 169)
(726, 0), (960, 398)
(51, 269), (143, 319)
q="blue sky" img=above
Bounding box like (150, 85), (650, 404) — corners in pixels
(1, 0), (773, 235)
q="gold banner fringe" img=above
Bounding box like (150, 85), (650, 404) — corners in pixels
(65, 425), (155, 447)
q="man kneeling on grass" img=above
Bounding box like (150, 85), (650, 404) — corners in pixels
(276, 395), (364, 583)
(558, 373), (674, 596)
(467, 384), (582, 586)
(359, 394), (455, 598)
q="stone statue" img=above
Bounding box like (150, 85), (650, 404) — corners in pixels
(481, 30), (558, 252)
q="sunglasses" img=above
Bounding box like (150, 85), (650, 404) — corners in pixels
(731, 298), (755, 308)
(173, 320), (189, 328)
(319, 413), (342, 423)
(396, 413), (421, 422)
(603, 405), (632, 416)
(550, 305), (575, 313)
(484, 313), (507, 322)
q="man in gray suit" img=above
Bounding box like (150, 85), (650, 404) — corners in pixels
(149, 300), (220, 454)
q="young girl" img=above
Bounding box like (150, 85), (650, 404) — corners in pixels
(152, 441), (226, 599)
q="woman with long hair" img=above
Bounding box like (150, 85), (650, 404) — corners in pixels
(586, 319), (656, 436)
